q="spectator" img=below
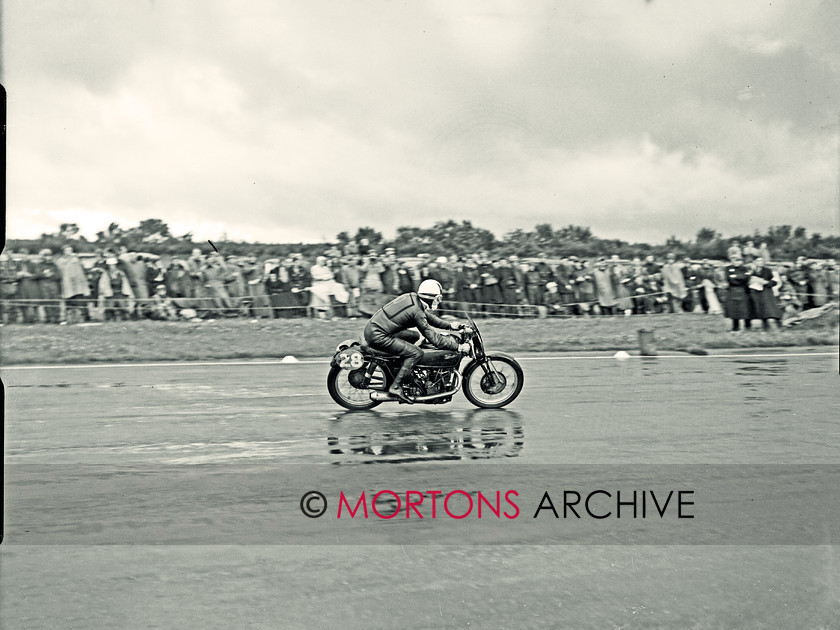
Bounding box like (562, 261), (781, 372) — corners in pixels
(380, 249), (400, 296)
(343, 240), (359, 256)
(554, 259), (576, 313)
(612, 262), (635, 317)
(224, 255), (249, 316)
(357, 254), (387, 316)
(660, 253), (687, 314)
(478, 254), (503, 317)
(724, 253), (753, 332)
(145, 258), (165, 305)
(543, 282), (566, 317)
(748, 257), (781, 331)
(240, 255), (270, 318)
(98, 257), (134, 321)
(572, 261), (595, 317)
(683, 259), (703, 313)
(592, 259), (617, 316)
(85, 254), (107, 321)
(285, 254), (311, 317)
(396, 257), (416, 294)
(758, 242), (772, 263)
(810, 262), (829, 307)
(742, 240), (758, 263)
(16, 249), (40, 323)
(203, 252), (234, 314)
(699, 261), (723, 315)
(264, 259), (287, 318)
(310, 255), (346, 319)
(148, 284), (179, 320)
(339, 256), (363, 318)
(164, 259), (189, 298)
(498, 257), (522, 317)
(789, 258), (812, 309)
(629, 259), (650, 314)
(119, 247), (149, 315)
(827, 261), (839, 302)
(726, 240), (742, 260)
(35, 249), (62, 323)
(56, 246), (92, 323)
(777, 269), (802, 318)
(524, 261), (543, 308)
(534, 253), (554, 288)
(0, 253), (20, 324)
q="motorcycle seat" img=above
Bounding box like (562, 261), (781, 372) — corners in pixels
(360, 345), (395, 358)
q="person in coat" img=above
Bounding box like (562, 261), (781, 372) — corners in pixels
(592, 259), (617, 316)
(660, 253), (687, 313)
(286, 255), (311, 317)
(611, 263), (635, 317)
(56, 246), (92, 322)
(572, 261), (595, 316)
(34, 249), (62, 323)
(524, 262), (544, 307)
(724, 254), (754, 332)
(0, 253), (20, 324)
(699, 261), (723, 315)
(264, 259), (292, 318)
(15, 250), (40, 323)
(748, 257), (782, 330)
(98, 257), (135, 321)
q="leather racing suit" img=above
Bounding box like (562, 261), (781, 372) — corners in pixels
(364, 292), (460, 397)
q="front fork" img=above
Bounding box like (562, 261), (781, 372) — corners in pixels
(479, 359), (503, 388)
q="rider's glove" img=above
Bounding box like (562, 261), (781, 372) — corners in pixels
(457, 343), (471, 355)
(451, 322), (464, 331)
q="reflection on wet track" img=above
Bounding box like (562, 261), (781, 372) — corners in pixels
(326, 409), (524, 463)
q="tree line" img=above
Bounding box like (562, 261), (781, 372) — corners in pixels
(6, 219), (839, 261)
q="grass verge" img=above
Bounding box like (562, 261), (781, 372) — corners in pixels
(1, 312), (837, 366)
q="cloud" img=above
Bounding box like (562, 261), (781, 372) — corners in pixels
(4, 0), (838, 246)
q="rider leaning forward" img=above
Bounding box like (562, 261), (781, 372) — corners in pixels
(364, 279), (471, 402)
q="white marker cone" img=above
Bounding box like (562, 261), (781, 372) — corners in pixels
(280, 355), (299, 363)
(613, 351), (631, 360)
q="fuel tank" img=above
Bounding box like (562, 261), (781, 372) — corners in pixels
(418, 349), (461, 368)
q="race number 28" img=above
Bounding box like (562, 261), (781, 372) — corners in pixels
(339, 351), (364, 369)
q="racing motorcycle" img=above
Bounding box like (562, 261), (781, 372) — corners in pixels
(327, 318), (524, 410)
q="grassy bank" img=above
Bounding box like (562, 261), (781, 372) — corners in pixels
(1, 312), (837, 365)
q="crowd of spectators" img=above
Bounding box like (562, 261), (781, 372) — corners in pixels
(1, 239), (837, 327)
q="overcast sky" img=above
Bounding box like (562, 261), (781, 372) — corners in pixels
(4, 0), (839, 245)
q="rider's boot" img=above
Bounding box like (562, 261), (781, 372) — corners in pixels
(388, 364), (414, 403)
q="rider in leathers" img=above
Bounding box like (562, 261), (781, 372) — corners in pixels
(364, 279), (470, 402)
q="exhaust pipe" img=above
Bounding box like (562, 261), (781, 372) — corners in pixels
(370, 391), (398, 402)
(370, 373), (463, 403)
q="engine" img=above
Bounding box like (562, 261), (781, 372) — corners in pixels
(404, 367), (456, 402)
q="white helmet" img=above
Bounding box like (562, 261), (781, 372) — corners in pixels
(417, 279), (443, 310)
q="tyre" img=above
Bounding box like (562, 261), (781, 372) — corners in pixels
(327, 365), (384, 410)
(462, 355), (524, 409)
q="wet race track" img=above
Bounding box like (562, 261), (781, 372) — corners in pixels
(2, 349), (839, 629)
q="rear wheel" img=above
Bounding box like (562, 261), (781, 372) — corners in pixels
(462, 356), (524, 409)
(327, 364), (385, 410)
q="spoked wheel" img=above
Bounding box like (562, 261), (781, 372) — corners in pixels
(327, 365), (386, 410)
(462, 356), (524, 409)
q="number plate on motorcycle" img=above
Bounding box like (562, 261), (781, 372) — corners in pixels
(336, 348), (364, 370)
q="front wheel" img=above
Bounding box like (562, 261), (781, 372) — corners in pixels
(462, 355), (524, 409)
(327, 365), (383, 410)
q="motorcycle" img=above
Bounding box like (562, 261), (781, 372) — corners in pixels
(327, 318), (524, 410)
